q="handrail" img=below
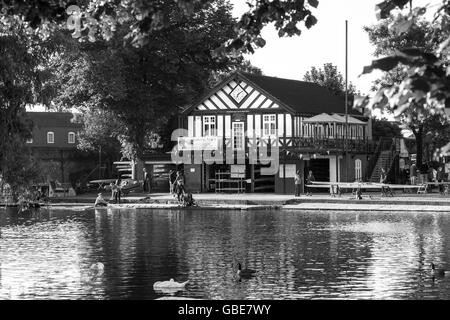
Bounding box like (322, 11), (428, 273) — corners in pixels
(366, 138), (383, 181)
(385, 138), (398, 181)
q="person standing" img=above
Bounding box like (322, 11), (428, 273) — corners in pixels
(169, 169), (176, 195)
(410, 162), (417, 185)
(294, 170), (302, 197)
(437, 166), (445, 194)
(380, 168), (392, 196)
(306, 170), (315, 196)
(109, 182), (117, 201)
(143, 168), (151, 194)
(114, 178), (122, 204)
(175, 171), (185, 202)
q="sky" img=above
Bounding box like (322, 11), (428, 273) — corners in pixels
(230, 0), (441, 95)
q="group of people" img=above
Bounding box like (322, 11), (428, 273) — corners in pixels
(94, 178), (125, 207)
(294, 169), (316, 197)
(408, 162), (447, 194)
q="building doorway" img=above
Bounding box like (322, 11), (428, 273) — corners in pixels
(305, 158), (330, 182)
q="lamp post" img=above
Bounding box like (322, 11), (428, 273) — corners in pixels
(98, 145), (102, 179)
(344, 20), (349, 182)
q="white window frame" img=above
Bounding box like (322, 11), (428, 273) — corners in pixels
(47, 131), (54, 144)
(355, 159), (362, 181)
(203, 116), (216, 136)
(68, 132), (76, 144)
(263, 114), (276, 137)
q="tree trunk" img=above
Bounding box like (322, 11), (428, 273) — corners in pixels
(412, 125), (423, 169)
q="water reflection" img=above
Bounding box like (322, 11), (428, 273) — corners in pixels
(1, 207), (450, 299)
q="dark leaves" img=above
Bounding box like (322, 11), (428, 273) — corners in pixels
(307, 0), (319, 8)
(362, 56), (407, 74)
(305, 15), (317, 29)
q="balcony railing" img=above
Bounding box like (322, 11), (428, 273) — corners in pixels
(178, 136), (374, 154)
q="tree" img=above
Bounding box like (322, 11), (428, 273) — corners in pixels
(303, 63), (357, 97)
(357, 1), (450, 159)
(0, 25), (42, 199)
(372, 118), (402, 139)
(364, 15), (448, 167)
(44, 0), (242, 160)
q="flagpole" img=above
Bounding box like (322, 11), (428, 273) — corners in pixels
(345, 20), (349, 182)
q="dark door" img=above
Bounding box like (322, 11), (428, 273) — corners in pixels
(305, 159), (330, 182)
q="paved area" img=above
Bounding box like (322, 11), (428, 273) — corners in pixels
(5, 191), (450, 212)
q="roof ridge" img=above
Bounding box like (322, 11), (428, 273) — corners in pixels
(239, 71), (322, 87)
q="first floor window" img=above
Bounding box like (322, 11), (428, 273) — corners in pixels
(68, 132), (76, 144)
(263, 114), (276, 136)
(203, 116), (216, 136)
(47, 131), (54, 144)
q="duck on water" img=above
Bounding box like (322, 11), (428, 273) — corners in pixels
(431, 262), (449, 277)
(234, 262), (257, 279)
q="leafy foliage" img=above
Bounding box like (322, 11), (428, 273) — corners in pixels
(372, 118), (402, 139)
(303, 63), (357, 97)
(362, 11), (450, 166)
(0, 0), (319, 53)
(357, 1), (450, 127)
(0, 32), (41, 197)
(44, 0), (241, 159)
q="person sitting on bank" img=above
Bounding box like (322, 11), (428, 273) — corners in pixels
(294, 170), (302, 197)
(95, 193), (108, 207)
(306, 170), (315, 196)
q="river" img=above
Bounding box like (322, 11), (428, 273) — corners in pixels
(1, 207), (450, 299)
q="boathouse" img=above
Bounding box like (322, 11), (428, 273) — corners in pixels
(173, 72), (374, 194)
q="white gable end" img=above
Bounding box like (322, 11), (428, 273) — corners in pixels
(194, 78), (279, 111)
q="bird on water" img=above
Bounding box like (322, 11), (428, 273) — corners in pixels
(236, 262), (257, 279)
(430, 262), (448, 277)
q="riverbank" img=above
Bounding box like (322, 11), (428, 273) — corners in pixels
(3, 191), (450, 212)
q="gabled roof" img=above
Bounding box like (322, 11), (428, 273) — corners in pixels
(330, 113), (366, 124)
(27, 112), (81, 128)
(240, 72), (362, 116)
(182, 71), (363, 116)
(303, 113), (342, 123)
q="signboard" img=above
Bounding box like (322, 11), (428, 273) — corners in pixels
(230, 165), (246, 178)
(178, 137), (220, 150)
(279, 164), (296, 178)
(446, 163), (450, 174)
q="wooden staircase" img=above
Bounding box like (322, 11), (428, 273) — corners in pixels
(369, 150), (394, 182)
